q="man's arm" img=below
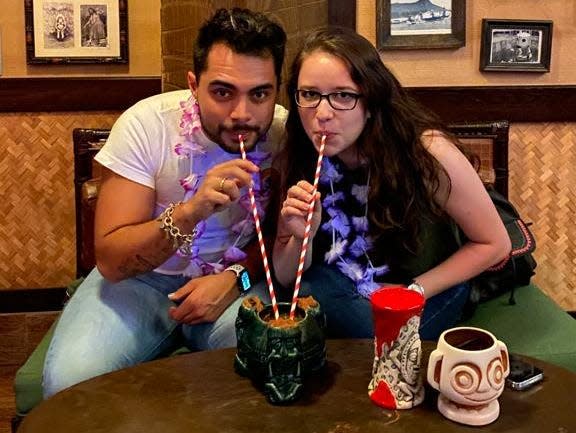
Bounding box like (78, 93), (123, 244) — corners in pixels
(95, 156), (260, 282)
(94, 168), (183, 282)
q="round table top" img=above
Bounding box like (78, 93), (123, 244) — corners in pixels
(20, 339), (576, 433)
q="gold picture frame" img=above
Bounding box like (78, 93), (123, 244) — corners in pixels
(25, 0), (128, 64)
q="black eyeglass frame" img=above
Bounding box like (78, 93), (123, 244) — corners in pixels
(294, 90), (363, 111)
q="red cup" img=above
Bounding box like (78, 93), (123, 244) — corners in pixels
(368, 286), (425, 409)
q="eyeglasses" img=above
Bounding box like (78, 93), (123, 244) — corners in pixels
(294, 90), (363, 111)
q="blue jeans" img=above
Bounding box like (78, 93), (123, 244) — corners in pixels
(42, 268), (271, 398)
(298, 265), (470, 341)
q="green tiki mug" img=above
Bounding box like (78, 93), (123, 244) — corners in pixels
(234, 296), (326, 404)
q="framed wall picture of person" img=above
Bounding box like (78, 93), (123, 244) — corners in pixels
(25, 0), (128, 64)
(377, 0), (466, 50)
(480, 19), (553, 72)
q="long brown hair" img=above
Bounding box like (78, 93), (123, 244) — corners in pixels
(276, 26), (458, 252)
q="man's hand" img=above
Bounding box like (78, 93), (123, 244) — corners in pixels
(167, 272), (238, 324)
(182, 159), (259, 223)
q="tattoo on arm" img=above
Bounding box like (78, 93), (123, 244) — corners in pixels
(116, 242), (175, 279)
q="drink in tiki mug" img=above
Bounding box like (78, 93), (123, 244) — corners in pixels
(368, 287), (425, 409)
(427, 327), (509, 426)
(234, 295), (326, 404)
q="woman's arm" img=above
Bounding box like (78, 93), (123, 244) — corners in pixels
(272, 180), (322, 287)
(413, 132), (512, 298)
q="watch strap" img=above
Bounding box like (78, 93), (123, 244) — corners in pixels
(225, 264), (245, 277)
(225, 264), (252, 294)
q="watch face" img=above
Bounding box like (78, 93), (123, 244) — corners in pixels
(239, 270), (251, 293)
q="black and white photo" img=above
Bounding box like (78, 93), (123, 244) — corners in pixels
(377, 0), (465, 50)
(81, 5), (108, 48)
(480, 19), (552, 72)
(25, 0), (128, 64)
(390, 0), (452, 36)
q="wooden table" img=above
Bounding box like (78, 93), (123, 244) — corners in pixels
(19, 340), (576, 433)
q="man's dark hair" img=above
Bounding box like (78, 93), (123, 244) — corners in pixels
(193, 8), (286, 86)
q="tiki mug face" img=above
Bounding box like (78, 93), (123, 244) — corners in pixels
(427, 327), (510, 426)
(234, 296), (326, 404)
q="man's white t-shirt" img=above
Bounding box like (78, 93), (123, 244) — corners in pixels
(95, 89), (287, 276)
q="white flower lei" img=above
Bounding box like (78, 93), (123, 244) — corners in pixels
(320, 158), (389, 297)
(173, 95), (271, 276)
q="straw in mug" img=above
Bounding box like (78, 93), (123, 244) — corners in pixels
(289, 134), (326, 319)
(238, 135), (279, 320)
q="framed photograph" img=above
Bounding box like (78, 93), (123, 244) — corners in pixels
(480, 19), (553, 72)
(377, 0), (466, 50)
(25, 0), (128, 64)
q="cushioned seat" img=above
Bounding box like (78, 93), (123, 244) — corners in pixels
(461, 283), (576, 372)
(14, 323), (56, 417)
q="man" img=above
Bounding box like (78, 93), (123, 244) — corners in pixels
(43, 8), (287, 397)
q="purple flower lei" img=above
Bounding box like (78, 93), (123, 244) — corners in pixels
(320, 158), (389, 298)
(174, 96), (271, 276)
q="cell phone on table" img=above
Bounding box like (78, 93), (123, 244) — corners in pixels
(506, 354), (544, 391)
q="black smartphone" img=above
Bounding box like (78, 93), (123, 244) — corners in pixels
(506, 354), (544, 391)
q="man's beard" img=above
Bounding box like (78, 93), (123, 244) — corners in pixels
(202, 119), (272, 154)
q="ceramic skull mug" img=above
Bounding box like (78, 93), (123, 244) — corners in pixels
(427, 327), (509, 426)
(234, 296), (326, 404)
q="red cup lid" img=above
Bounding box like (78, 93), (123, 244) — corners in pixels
(370, 286), (425, 312)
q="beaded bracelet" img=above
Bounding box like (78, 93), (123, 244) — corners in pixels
(157, 202), (198, 255)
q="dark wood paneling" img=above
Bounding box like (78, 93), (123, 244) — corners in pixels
(0, 288), (66, 313)
(2, 77), (575, 122)
(0, 77), (161, 112)
(328, 0), (356, 29)
(408, 86), (576, 123)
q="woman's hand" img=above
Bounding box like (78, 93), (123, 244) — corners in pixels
(279, 180), (322, 240)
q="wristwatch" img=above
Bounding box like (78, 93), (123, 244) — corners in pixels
(225, 264), (252, 294)
(407, 281), (425, 296)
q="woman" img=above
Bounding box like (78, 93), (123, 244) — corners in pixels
(272, 27), (511, 340)
(84, 8), (106, 46)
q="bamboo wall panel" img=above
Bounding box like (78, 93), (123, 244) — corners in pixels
(0, 112), (120, 290)
(509, 123), (576, 311)
(1, 114), (575, 311)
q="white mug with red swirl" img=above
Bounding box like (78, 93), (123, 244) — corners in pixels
(427, 327), (510, 426)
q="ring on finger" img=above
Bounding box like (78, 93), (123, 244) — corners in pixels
(219, 177), (228, 192)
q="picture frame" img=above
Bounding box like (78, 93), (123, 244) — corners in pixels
(25, 0), (128, 64)
(480, 19), (553, 72)
(377, 0), (466, 50)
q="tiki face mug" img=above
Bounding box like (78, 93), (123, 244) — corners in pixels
(368, 287), (425, 409)
(234, 296), (326, 404)
(427, 327), (510, 426)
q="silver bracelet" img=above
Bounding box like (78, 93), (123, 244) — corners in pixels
(407, 281), (425, 296)
(157, 202), (198, 255)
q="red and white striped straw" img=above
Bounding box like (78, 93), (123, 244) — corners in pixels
(238, 135), (279, 320)
(289, 135), (326, 319)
